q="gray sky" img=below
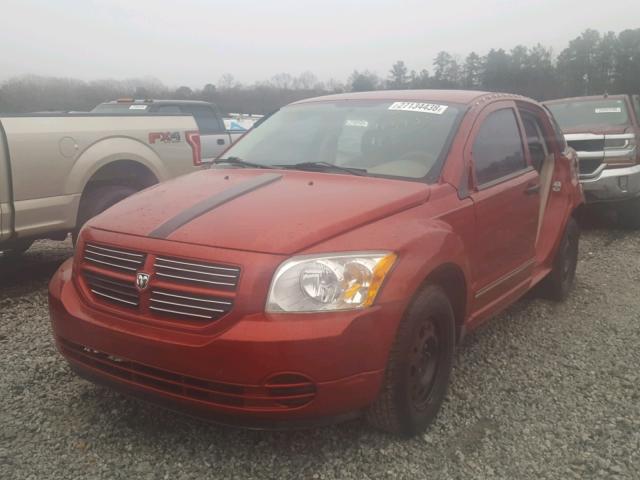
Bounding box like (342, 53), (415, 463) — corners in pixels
(1, 0), (639, 87)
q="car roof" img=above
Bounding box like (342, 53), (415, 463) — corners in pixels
(543, 94), (630, 105)
(101, 99), (213, 106)
(290, 89), (534, 107)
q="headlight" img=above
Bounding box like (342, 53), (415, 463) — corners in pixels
(266, 252), (397, 313)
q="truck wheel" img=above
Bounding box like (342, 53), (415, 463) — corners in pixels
(0, 239), (34, 260)
(617, 197), (640, 229)
(540, 217), (579, 302)
(73, 185), (137, 245)
(366, 285), (455, 436)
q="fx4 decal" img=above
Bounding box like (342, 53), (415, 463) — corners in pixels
(149, 132), (181, 144)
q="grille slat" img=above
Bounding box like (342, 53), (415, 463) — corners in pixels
(84, 243), (146, 272)
(154, 256), (239, 272)
(149, 306), (213, 320)
(150, 289), (233, 321)
(154, 256), (240, 290)
(156, 271), (236, 287)
(91, 289), (139, 306)
(84, 271), (139, 309)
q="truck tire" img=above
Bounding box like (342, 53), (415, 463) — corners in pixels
(540, 217), (579, 302)
(73, 185), (137, 245)
(617, 197), (640, 229)
(366, 285), (455, 436)
(0, 239), (34, 260)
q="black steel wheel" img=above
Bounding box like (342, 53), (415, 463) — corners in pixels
(540, 217), (579, 301)
(367, 285), (456, 436)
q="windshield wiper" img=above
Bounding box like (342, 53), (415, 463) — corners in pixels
(212, 156), (275, 169)
(272, 161), (367, 176)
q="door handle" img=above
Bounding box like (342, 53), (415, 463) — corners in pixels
(524, 183), (541, 195)
(217, 139), (226, 145)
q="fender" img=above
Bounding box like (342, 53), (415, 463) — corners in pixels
(307, 206), (475, 331)
(63, 136), (169, 196)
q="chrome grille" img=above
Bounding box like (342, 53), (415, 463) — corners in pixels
(578, 158), (603, 176)
(154, 256), (240, 290)
(150, 289), (232, 321)
(84, 272), (139, 309)
(567, 139), (605, 152)
(84, 243), (146, 272)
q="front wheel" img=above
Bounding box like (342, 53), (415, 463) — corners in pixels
(73, 185), (138, 245)
(540, 217), (579, 301)
(617, 197), (640, 229)
(366, 285), (456, 436)
(0, 239), (34, 260)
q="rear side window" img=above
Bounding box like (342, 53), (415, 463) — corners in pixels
(181, 105), (224, 134)
(473, 109), (526, 185)
(520, 111), (549, 171)
(155, 105), (181, 114)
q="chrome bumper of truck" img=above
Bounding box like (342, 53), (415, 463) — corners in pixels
(580, 164), (640, 203)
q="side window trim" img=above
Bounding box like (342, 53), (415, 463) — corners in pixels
(476, 165), (534, 191)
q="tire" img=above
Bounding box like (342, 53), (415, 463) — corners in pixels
(366, 285), (456, 436)
(617, 197), (640, 229)
(73, 185), (137, 245)
(0, 239), (34, 260)
(540, 217), (579, 302)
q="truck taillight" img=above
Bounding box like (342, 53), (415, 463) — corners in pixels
(186, 131), (202, 166)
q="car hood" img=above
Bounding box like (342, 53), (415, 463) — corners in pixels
(88, 169), (430, 254)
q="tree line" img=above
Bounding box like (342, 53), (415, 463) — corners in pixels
(0, 28), (638, 115)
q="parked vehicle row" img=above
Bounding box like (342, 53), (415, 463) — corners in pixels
(0, 100), (241, 258)
(49, 90), (584, 436)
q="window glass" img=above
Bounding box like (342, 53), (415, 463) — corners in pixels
(181, 104), (224, 134)
(155, 105), (181, 114)
(91, 103), (150, 114)
(220, 101), (463, 181)
(520, 111), (549, 171)
(473, 109), (526, 185)
(547, 98), (630, 129)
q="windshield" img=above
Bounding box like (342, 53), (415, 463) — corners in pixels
(547, 98), (630, 130)
(218, 100), (462, 181)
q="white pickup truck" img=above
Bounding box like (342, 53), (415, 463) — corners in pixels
(0, 108), (229, 258)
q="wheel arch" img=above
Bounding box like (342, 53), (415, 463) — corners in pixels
(64, 136), (169, 196)
(418, 262), (469, 343)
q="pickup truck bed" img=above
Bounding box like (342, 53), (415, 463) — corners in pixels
(0, 112), (202, 253)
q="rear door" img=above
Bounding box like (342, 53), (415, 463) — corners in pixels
(178, 104), (230, 161)
(467, 101), (540, 314)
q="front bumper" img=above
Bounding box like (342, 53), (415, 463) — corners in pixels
(49, 258), (396, 426)
(580, 164), (640, 203)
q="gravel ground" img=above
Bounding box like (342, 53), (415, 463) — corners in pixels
(1, 224), (639, 480)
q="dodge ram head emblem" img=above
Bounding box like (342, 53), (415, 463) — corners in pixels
(136, 273), (150, 291)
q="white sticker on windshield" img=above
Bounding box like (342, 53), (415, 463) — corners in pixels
(129, 105), (148, 110)
(345, 119), (369, 127)
(388, 102), (448, 115)
(595, 107), (621, 113)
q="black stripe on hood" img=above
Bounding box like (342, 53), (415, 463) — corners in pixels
(149, 173), (283, 239)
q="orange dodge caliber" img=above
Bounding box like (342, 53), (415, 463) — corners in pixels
(49, 90), (583, 435)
